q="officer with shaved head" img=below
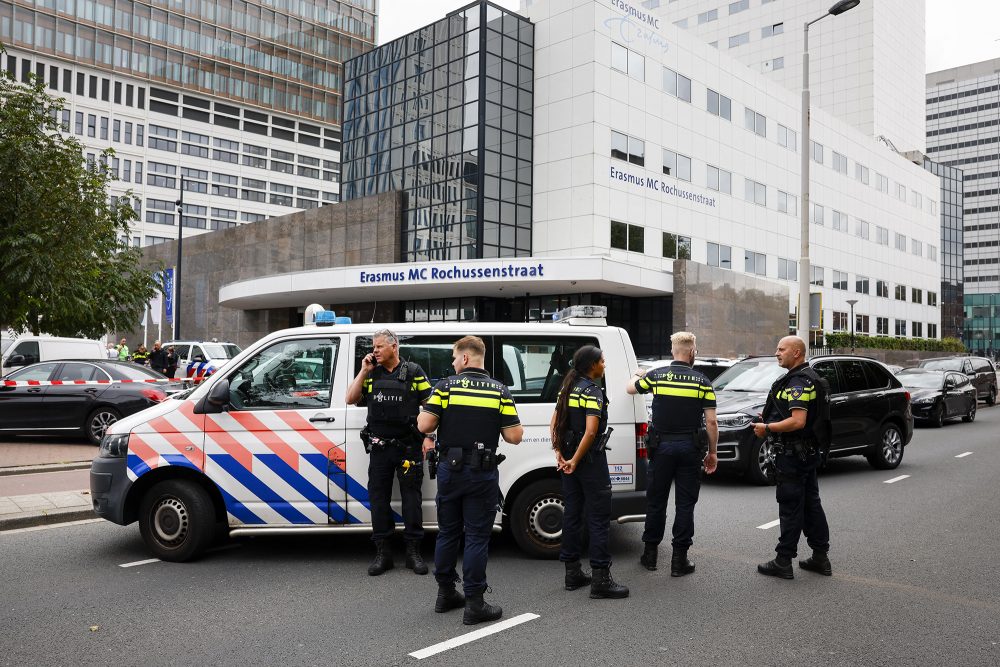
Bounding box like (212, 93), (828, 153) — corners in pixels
(752, 336), (832, 580)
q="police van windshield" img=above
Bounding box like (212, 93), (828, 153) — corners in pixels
(713, 359), (786, 392)
(202, 343), (241, 360)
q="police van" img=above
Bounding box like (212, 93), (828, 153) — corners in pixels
(162, 340), (242, 381)
(90, 306), (649, 562)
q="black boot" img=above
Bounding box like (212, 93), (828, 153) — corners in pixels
(434, 583), (465, 613)
(564, 560), (592, 591)
(463, 588), (503, 625)
(639, 543), (658, 571)
(405, 540), (428, 575)
(757, 556), (794, 579)
(670, 548), (695, 577)
(589, 567), (630, 599)
(367, 540), (394, 576)
(798, 552), (832, 576)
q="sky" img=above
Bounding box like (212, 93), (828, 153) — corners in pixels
(376, 0), (1000, 74)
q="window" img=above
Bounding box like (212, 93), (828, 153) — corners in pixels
(855, 219), (870, 240)
(832, 311), (848, 331)
(855, 163), (869, 184)
(778, 191), (797, 215)
(698, 9), (718, 23)
(663, 67), (692, 102)
(928, 291), (938, 307)
(75, 112), (83, 135)
(123, 160), (131, 182)
(838, 360), (870, 392)
(832, 270), (848, 290)
(124, 122), (132, 144)
(876, 280), (889, 298)
(876, 317), (889, 336)
(894, 285), (906, 301)
(928, 245), (938, 262)
(662, 150), (691, 181)
(777, 258), (797, 281)
(744, 108), (766, 136)
(745, 251), (766, 276)
(832, 210), (847, 232)
(113, 119), (120, 142)
(707, 242), (732, 269)
(911, 288), (923, 304)
(854, 276), (870, 294)
(87, 114), (96, 137)
(611, 221), (644, 253)
(663, 233), (691, 259)
(744, 178), (766, 206)
(895, 183), (906, 201)
(494, 336), (600, 403)
(895, 233), (907, 251)
(761, 22), (783, 37)
(707, 90), (732, 120)
(895, 319), (907, 337)
(611, 42), (627, 72)
(856, 315), (870, 334)
(912, 322), (923, 338)
(811, 141), (824, 164)
(911, 239), (923, 256)
(876, 226), (889, 246)
(136, 124), (144, 146)
(135, 161), (142, 184)
(707, 165), (732, 194)
(730, 0), (749, 13)
(611, 43), (644, 80)
(228, 338), (339, 410)
(729, 32), (749, 48)
(777, 124), (797, 151)
(811, 202), (824, 226)
(832, 152), (848, 174)
(611, 131), (644, 166)
(875, 172), (889, 193)
(811, 265), (824, 287)
(928, 323), (938, 338)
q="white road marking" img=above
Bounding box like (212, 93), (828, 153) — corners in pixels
(883, 475), (910, 484)
(757, 519), (781, 530)
(409, 613), (540, 660)
(0, 518), (102, 535)
(118, 558), (161, 568)
(955, 452), (973, 458)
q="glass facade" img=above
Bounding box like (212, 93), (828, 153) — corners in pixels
(924, 158), (964, 340)
(341, 1), (533, 261)
(964, 294), (1000, 358)
(0, 0), (375, 122)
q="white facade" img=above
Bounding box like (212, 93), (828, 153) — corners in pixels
(1, 50), (342, 247)
(654, 0), (927, 153)
(523, 0), (942, 338)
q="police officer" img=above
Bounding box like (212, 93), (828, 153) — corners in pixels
(752, 335), (831, 579)
(550, 345), (628, 599)
(627, 331), (718, 575)
(417, 335), (523, 625)
(346, 329), (433, 577)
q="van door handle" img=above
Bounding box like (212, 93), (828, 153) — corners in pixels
(310, 416), (336, 423)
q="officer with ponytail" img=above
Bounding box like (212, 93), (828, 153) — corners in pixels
(550, 345), (629, 599)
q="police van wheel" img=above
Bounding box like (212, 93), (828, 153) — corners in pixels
(866, 423), (904, 470)
(747, 439), (776, 486)
(510, 479), (564, 559)
(138, 480), (215, 562)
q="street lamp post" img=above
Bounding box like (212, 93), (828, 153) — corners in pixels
(847, 298), (858, 353)
(174, 176), (185, 340)
(797, 0), (861, 354)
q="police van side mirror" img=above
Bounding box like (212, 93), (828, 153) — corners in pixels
(195, 379), (230, 414)
(6, 354), (26, 367)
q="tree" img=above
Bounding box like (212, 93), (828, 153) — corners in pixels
(0, 51), (160, 338)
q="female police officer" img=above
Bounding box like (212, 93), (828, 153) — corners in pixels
(550, 345), (629, 599)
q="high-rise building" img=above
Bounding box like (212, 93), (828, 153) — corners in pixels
(0, 0), (376, 245)
(927, 58), (1000, 354)
(658, 0), (927, 153)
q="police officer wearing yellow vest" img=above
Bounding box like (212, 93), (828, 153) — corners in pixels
(347, 329), (433, 577)
(550, 345), (628, 599)
(627, 331), (718, 575)
(417, 335), (523, 625)
(752, 335), (831, 579)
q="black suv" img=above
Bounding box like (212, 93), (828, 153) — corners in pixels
(712, 355), (914, 484)
(917, 356), (997, 405)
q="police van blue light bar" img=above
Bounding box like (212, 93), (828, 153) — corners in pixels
(553, 305), (608, 321)
(314, 311), (337, 326)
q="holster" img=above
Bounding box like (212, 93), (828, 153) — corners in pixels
(360, 426), (373, 455)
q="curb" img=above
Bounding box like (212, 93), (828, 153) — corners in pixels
(0, 506), (97, 532)
(0, 462), (92, 477)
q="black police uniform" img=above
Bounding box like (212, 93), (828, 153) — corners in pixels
(421, 367), (520, 597)
(559, 376), (613, 570)
(762, 364), (830, 562)
(635, 362), (715, 553)
(359, 362), (432, 543)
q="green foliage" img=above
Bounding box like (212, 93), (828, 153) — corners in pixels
(825, 332), (966, 353)
(0, 58), (161, 338)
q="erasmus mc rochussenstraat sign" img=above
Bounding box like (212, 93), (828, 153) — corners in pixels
(359, 263), (546, 285)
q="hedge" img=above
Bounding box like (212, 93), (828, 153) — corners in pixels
(823, 333), (965, 353)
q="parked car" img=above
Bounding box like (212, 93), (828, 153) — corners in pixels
(896, 368), (976, 427)
(712, 355), (914, 484)
(162, 340), (242, 381)
(917, 356), (997, 405)
(1, 336), (105, 376)
(0, 360), (168, 444)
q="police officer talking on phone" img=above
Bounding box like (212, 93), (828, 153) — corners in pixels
(346, 329), (434, 577)
(417, 335), (523, 625)
(627, 331), (718, 576)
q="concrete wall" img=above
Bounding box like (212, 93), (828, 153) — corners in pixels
(820, 348), (951, 368)
(672, 259), (790, 358)
(123, 191), (405, 347)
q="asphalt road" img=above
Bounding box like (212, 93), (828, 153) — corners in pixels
(2, 408), (999, 666)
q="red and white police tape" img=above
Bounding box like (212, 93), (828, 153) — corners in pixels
(1, 377), (206, 387)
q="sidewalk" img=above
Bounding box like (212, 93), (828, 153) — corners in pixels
(0, 489), (95, 531)
(0, 440), (97, 531)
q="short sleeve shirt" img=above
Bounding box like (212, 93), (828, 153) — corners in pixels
(421, 368), (520, 449)
(566, 377), (609, 435)
(634, 361), (716, 433)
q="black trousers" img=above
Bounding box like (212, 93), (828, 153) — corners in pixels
(642, 437), (701, 549)
(434, 465), (499, 595)
(368, 443), (423, 542)
(774, 452), (830, 560)
(560, 449), (612, 569)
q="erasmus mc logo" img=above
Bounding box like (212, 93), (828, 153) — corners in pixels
(605, 0), (670, 54)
